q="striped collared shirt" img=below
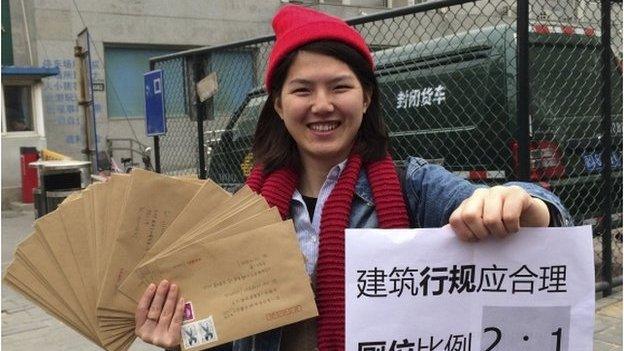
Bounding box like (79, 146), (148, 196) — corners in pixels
(290, 159), (347, 276)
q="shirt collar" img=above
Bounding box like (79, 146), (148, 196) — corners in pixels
(291, 159), (348, 203)
(290, 161), (376, 207)
(327, 159), (348, 181)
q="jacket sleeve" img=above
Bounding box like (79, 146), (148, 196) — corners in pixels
(403, 157), (573, 228)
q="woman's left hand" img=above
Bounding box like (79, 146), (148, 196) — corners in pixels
(449, 185), (550, 241)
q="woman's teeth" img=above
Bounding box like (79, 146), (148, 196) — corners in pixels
(309, 122), (339, 132)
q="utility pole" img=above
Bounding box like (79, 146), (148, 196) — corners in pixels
(75, 28), (98, 173)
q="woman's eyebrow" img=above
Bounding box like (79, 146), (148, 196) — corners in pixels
(286, 78), (312, 85)
(287, 75), (355, 85)
(328, 75), (355, 83)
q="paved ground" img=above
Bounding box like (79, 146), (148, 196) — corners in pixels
(595, 287), (623, 351)
(1, 210), (622, 350)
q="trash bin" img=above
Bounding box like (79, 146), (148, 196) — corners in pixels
(29, 160), (91, 217)
(20, 147), (39, 203)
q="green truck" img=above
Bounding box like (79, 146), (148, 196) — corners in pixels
(207, 23), (623, 228)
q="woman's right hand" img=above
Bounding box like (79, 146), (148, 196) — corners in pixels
(135, 280), (185, 349)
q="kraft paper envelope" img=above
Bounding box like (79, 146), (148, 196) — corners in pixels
(33, 231), (135, 344)
(166, 187), (261, 242)
(119, 180), (231, 299)
(96, 175), (207, 344)
(120, 206), (282, 301)
(5, 171), (319, 351)
(170, 186), (256, 247)
(157, 192), (269, 259)
(134, 179), (230, 266)
(4, 258), (100, 345)
(91, 182), (108, 280)
(33, 231), (119, 337)
(142, 204), (281, 267)
(8, 240), (137, 351)
(136, 186), (257, 266)
(184, 208), (283, 246)
(178, 185), (254, 229)
(134, 220), (318, 351)
(3, 274), (88, 341)
(95, 175), (145, 342)
(98, 175), (131, 306)
(58, 195), (136, 336)
(33, 212), (96, 332)
(34, 223), (137, 343)
(151, 206), (283, 266)
(60, 197), (99, 315)
(97, 169), (202, 326)
(13, 234), (94, 336)
(174, 175), (208, 185)
(63, 191), (83, 203)
(100, 174), (131, 286)
(81, 186), (98, 269)
(31, 213), (135, 349)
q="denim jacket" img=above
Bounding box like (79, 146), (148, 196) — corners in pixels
(217, 157), (572, 351)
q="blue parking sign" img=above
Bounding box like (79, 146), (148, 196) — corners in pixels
(144, 69), (166, 136)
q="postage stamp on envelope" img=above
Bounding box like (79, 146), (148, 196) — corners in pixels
(183, 301), (195, 322)
(181, 315), (218, 349)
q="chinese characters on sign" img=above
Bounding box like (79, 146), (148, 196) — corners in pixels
(395, 85), (446, 109)
(358, 333), (472, 351)
(356, 264), (567, 297)
(42, 58), (103, 146)
(345, 226), (595, 351)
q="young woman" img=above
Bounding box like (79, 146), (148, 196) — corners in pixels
(135, 5), (570, 351)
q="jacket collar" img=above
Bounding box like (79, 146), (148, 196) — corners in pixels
(354, 169), (374, 206)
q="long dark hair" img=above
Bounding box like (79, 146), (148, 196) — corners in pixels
(252, 40), (388, 173)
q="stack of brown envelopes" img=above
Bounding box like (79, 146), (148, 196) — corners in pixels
(4, 170), (318, 351)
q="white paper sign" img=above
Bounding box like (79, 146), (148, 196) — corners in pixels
(345, 226), (595, 351)
(196, 72), (218, 102)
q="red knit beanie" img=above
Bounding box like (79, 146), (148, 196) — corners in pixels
(265, 5), (374, 91)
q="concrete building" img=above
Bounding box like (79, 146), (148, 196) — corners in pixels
(2, 0), (618, 203)
(1, 0), (279, 203)
(1, 0), (410, 203)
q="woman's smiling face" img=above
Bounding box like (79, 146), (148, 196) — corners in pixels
(274, 50), (371, 167)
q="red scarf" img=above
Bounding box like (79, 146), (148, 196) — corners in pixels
(246, 153), (409, 350)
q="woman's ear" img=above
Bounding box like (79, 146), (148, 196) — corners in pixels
(273, 96), (284, 120)
(363, 89), (372, 113)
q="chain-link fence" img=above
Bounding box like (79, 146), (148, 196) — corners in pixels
(525, 0), (623, 295)
(149, 0), (623, 293)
